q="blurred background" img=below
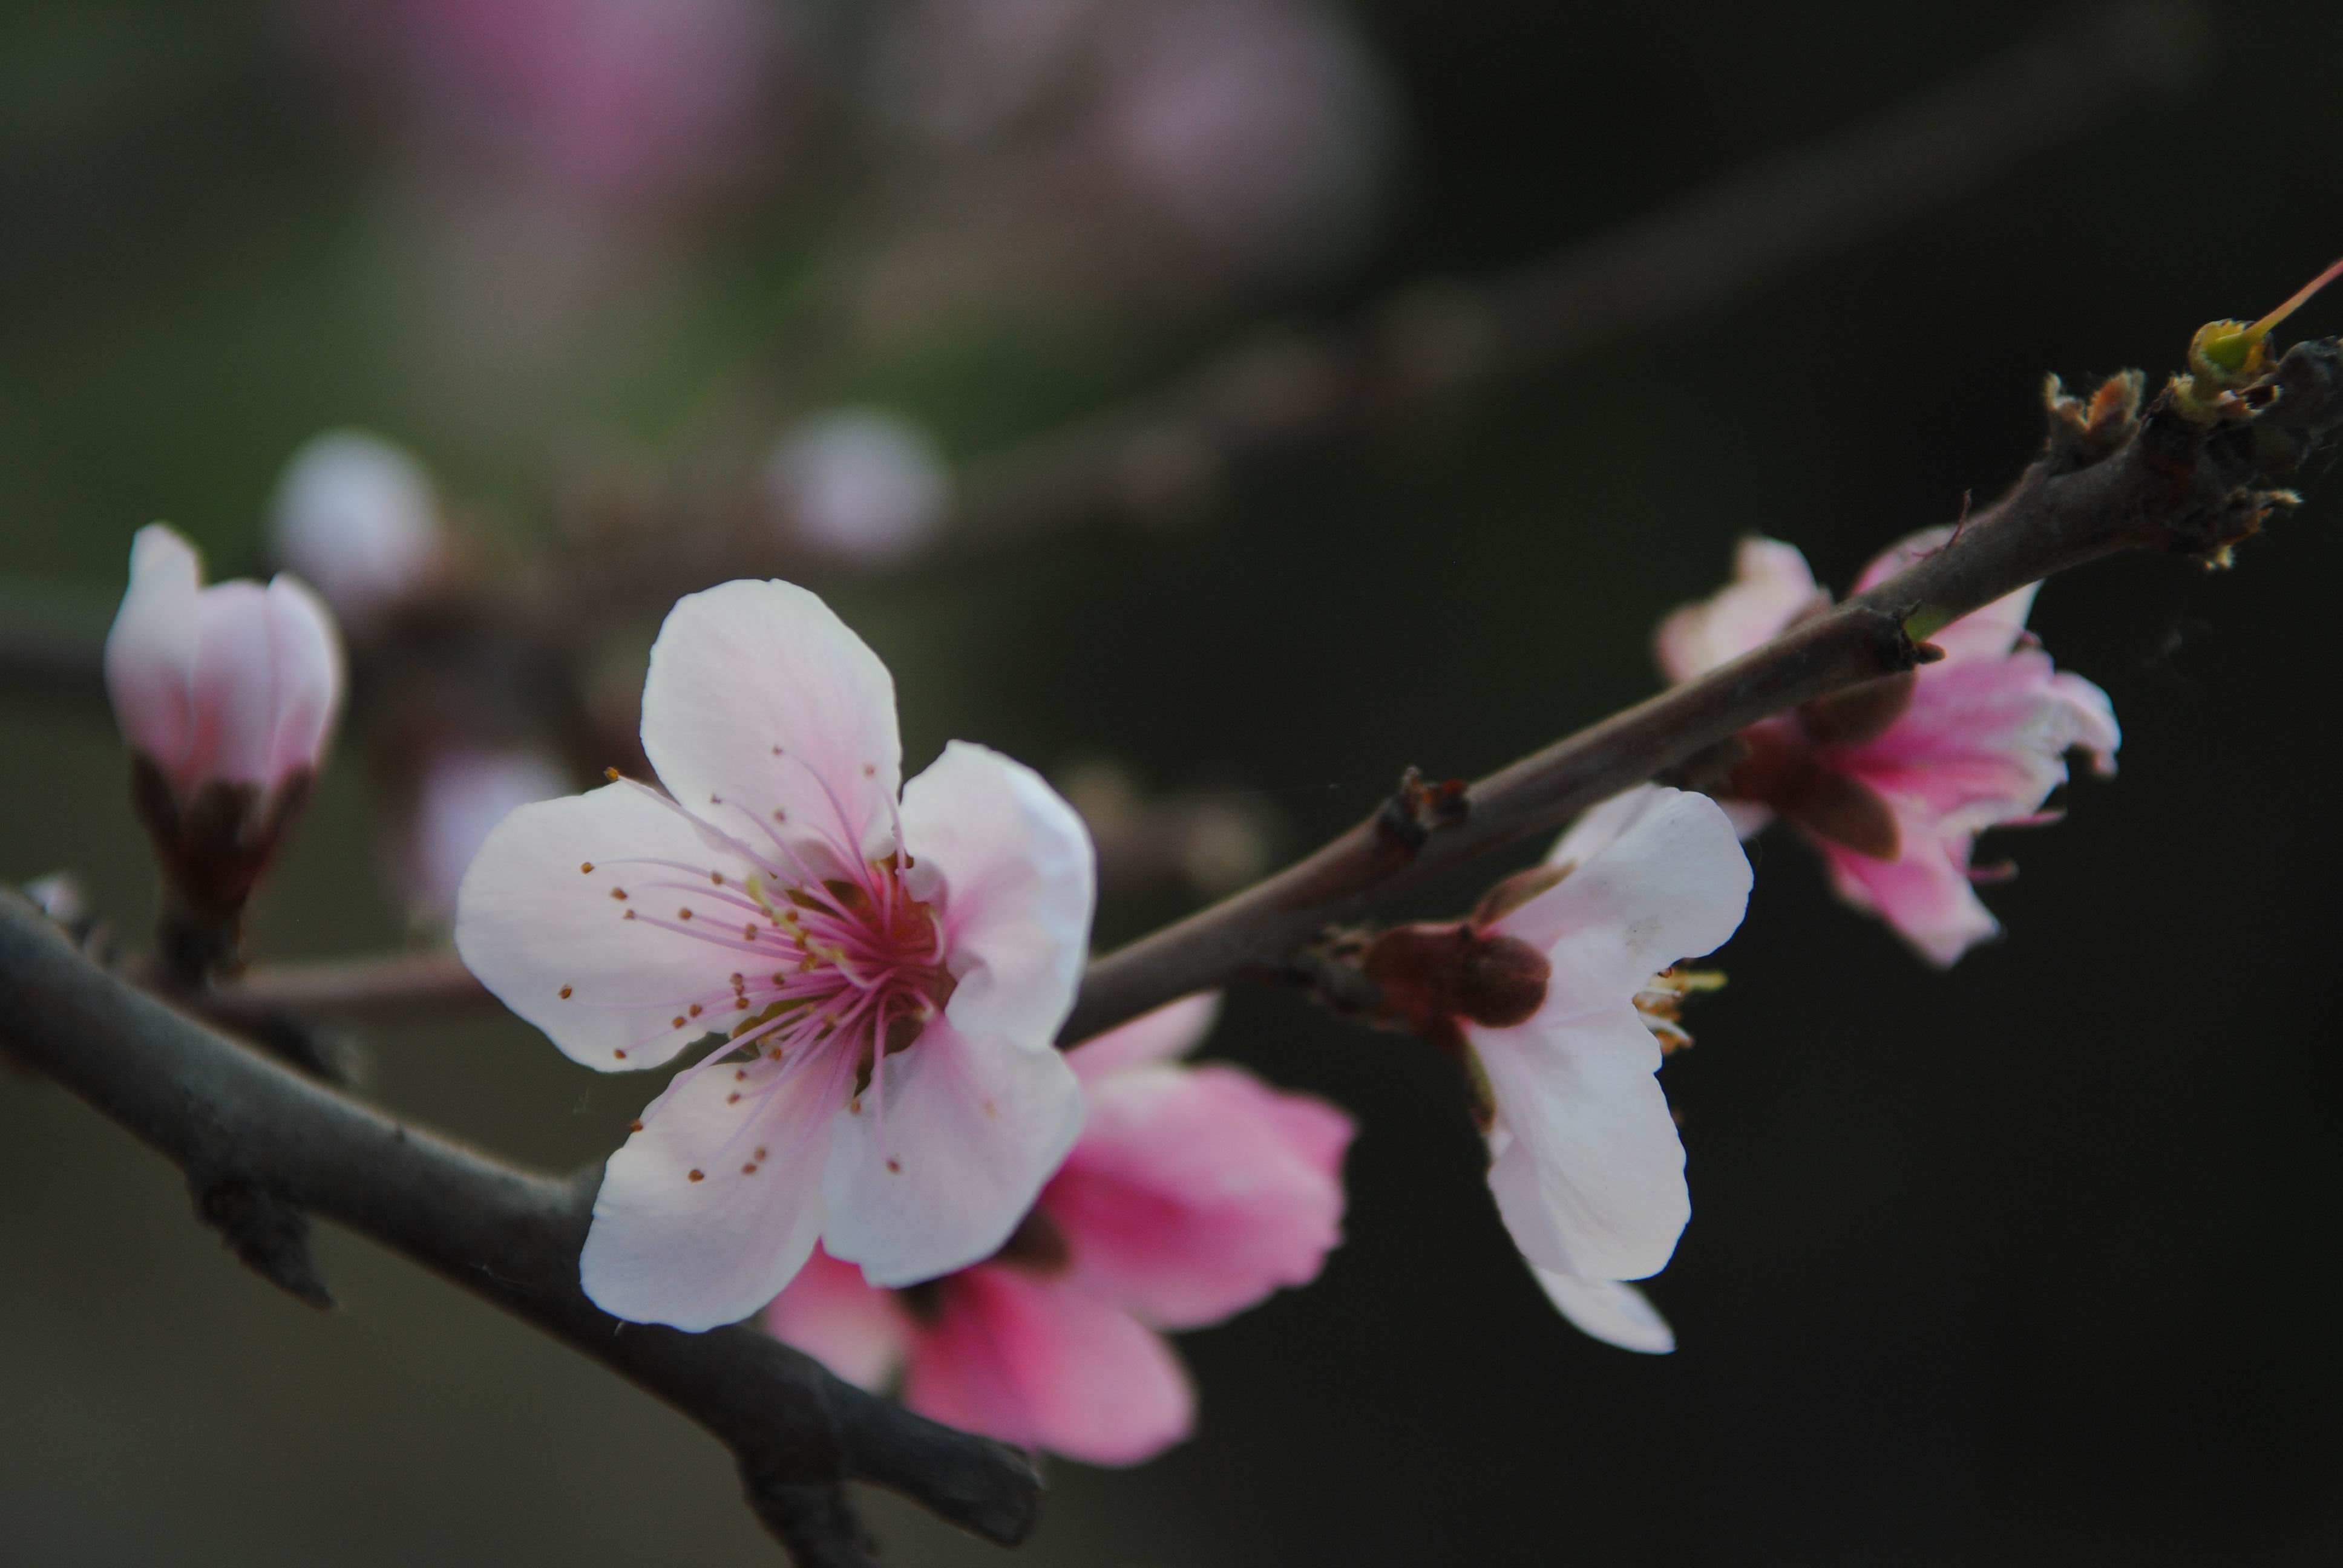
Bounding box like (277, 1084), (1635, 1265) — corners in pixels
(5, 1), (2342, 1563)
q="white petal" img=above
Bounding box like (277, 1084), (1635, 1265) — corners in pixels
(1501, 785), (1751, 992)
(260, 573), (345, 784)
(581, 1052), (836, 1330)
(454, 782), (758, 1072)
(1474, 1006), (1688, 1280)
(103, 525), (203, 776)
(902, 741), (1096, 1048)
(1532, 1269), (1675, 1354)
(1066, 992), (1221, 1085)
(820, 1018), (1084, 1288)
(187, 581), (280, 786)
(1654, 537), (1827, 682)
(638, 579), (903, 867)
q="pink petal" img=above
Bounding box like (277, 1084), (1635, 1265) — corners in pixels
(1532, 1268), (1675, 1354)
(580, 1039), (838, 1330)
(901, 741), (1096, 1049)
(1814, 829), (1999, 968)
(185, 581), (281, 788)
(2048, 670), (2121, 778)
(103, 525), (203, 776)
(1472, 1004), (1686, 1281)
(762, 1245), (913, 1391)
(821, 1016), (1084, 1288)
(1043, 1062), (1352, 1330)
(1065, 992), (1222, 1084)
(638, 578), (904, 870)
(454, 781), (765, 1072)
(1496, 786), (1750, 994)
(1654, 537), (1828, 683)
(903, 1266), (1194, 1467)
(260, 574), (345, 786)
(1839, 651), (2100, 835)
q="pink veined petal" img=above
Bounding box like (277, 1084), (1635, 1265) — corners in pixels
(1654, 536), (1828, 683)
(1043, 1061), (1352, 1330)
(103, 524), (203, 777)
(1719, 797), (1775, 841)
(1065, 992), (1221, 1085)
(454, 781), (761, 1072)
(1495, 786), (1751, 996)
(1853, 526), (2037, 665)
(638, 578), (904, 867)
(580, 1040), (838, 1330)
(1472, 1004), (1688, 1281)
(820, 1016), (1084, 1288)
(762, 1244), (914, 1391)
(902, 1266), (1195, 1467)
(1814, 827), (1999, 968)
(1838, 652), (2087, 835)
(1532, 1267), (1675, 1354)
(260, 573), (345, 786)
(185, 581), (281, 788)
(902, 741), (1096, 1049)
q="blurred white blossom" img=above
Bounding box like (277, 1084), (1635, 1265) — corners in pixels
(397, 746), (572, 925)
(762, 410), (952, 565)
(270, 431), (444, 629)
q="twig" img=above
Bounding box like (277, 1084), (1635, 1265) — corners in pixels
(197, 949), (491, 1022)
(1058, 341), (2343, 1042)
(0, 893), (1040, 1564)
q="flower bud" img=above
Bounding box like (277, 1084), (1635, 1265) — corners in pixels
(269, 431), (444, 629)
(103, 524), (346, 975)
(394, 745), (570, 925)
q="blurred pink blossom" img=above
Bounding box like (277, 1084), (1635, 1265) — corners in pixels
(325, 0), (788, 216)
(1658, 533), (2120, 965)
(866, 0), (1396, 310)
(765, 993), (1354, 1465)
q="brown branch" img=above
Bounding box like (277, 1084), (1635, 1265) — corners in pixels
(194, 948), (491, 1023)
(1059, 341), (2343, 1042)
(0, 893), (1040, 1565)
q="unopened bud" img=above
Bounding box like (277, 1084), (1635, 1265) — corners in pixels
(103, 524), (346, 975)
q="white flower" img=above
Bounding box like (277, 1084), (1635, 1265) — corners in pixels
(269, 431), (444, 628)
(396, 747), (572, 924)
(456, 579), (1095, 1330)
(1467, 786), (1749, 1286)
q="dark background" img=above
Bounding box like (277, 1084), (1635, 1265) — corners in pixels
(5, 2), (2341, 1563)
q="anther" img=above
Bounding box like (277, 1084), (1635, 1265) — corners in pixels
(689, 1004), (703, 1017)
(614, 1048), (629, 1059)
(605, 767), (620, 782)
(580, 861), (594, 874)
(678, 908), (693, 920)
(559, 985), (572, 999)
(628, 1119), (643, 1133)
(687, 1169), (704, 1183)
(610, 887), (628, 900)
(885, 1158), (902, 1174)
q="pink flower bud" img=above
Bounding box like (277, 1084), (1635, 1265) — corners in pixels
(104, 524), (346, 970)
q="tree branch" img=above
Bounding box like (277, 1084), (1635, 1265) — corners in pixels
(1060, 343), (2343, 1042)
(0, 893), (1040, 1564)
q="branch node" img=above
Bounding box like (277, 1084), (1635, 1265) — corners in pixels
(192, 1174), (333, 1309)
(1378, 766), (1470, 851)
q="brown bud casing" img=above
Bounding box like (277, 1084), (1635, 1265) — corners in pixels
(1725, 722), (1900, 860)
(1362, 922), (1551, 1047)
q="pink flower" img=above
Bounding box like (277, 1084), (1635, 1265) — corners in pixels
(1657, 534), (2120, 965)
(762, 410), (952, 565)
(1363, 786), (1748, 1322)
(765, 993), (1354, 1465)
(103, 526), (346, 942)
(455, 579), (1096, 1330)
